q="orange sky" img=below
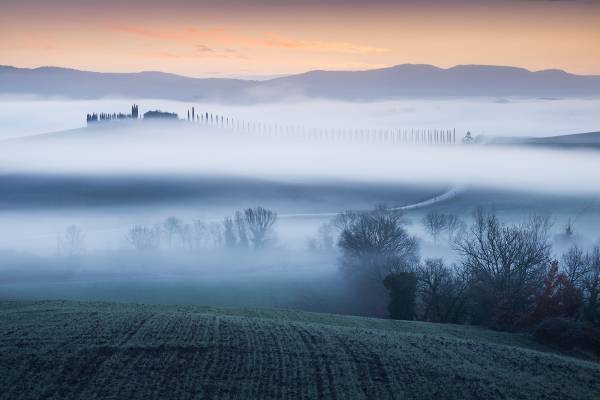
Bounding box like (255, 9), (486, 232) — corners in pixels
(1, 0), (599, 78)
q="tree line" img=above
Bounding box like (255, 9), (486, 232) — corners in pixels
(87, 104), (139, 123)
(55, 203), (599, 353)
(124, 206), (277, 252)
(332, 206), (599, 354)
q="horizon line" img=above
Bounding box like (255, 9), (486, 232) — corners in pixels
(3, 63), (600, 81)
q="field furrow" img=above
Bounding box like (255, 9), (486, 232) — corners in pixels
(1, 300), (599, 400)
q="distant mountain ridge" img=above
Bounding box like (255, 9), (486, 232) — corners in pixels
(1, 64), (600, 102)
(0, 65), (253, 101)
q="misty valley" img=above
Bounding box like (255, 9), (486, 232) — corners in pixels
(1, 94), (600, 399)
(1, 99), (599, 320)
(4, 2), (600, 398)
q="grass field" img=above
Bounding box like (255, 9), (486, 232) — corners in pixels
(1, 300), (599, 400)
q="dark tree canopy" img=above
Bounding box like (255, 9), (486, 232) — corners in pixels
(384, 272), (417, 320)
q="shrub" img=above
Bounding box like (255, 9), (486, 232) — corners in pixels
(529, 260), (583, 324)
(383, 272), (417, 320)
(534, 318), (600, 357)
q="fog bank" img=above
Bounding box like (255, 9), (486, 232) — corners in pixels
(2, 123), (599, 197)
(1, 97), (599, 139)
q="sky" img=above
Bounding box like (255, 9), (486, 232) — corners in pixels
(1, 0), (599, 78)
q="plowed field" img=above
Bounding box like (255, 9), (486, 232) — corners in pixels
(1, 300), (598, 399)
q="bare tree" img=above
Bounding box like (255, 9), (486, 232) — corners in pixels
(191, 221), (207, 250)
(223, 217), (237, 249)
(417, 258), (470, 323)
(126, 225), (160, 251)
(583, 246), (600, 325)
(175, 223), (193, 250)
(561, 245), (591, 286)
(308, 222), (335, 252)
(163, 217), (183, 249)
(422, 211), (447, 243)
(208, 222), (224, 249)
(445, 214), (464, 242)
(334, 207), (419, 317)
(57, 225), (85, 258)
(244, 207), (277, 249)
(336, 207), (419, 282)
(234, 211), (249, 249)
(454, 209), (551, 326)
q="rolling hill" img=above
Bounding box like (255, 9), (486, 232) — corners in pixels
(488, 131), (600, 149)
(2, 64), (600, 102)
(1, 300), (598, 399)
(519, 131), (600, 148)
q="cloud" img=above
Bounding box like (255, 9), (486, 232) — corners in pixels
(111, 25), (251, 46)
(113, 25), (388, 55)
(110, 27), (246, 59)
(149, 47), (247, 60)
(1, 42), (60, 51)
(262, 36), (388, 54)
(113, 25), (188, 41)
(195, 45), (215, 53)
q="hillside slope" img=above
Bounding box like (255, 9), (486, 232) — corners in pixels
(521, 131), (600, 148)
(488, 131), (600, 149)
(0, 300), (598, 399)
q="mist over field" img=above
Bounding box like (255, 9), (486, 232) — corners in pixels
(4, 1), (600, 397)
(0, 96), (599, 315)
(1, 96), (600, 139)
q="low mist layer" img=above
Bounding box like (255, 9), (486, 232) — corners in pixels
(1, 121), (599, 197)
(1, 97), (599, 318)
(1, 97), (599, 139)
